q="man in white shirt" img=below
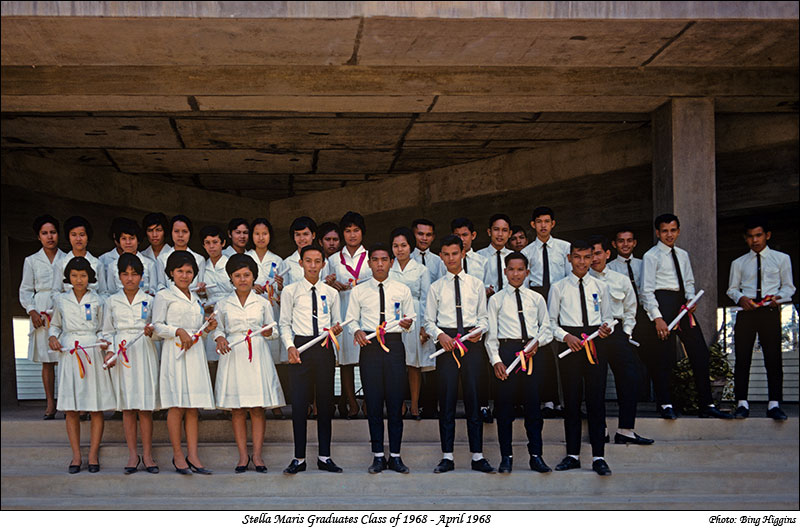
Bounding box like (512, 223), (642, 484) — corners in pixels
(477, 213), (513, 297)
(140, 212), (171, 264)
(641, 213), (732, 420)
(411, 219), (445, 283)
(727, 216), (795, 421)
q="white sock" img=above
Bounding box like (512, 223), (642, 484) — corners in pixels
(543, 402), (554, 409)
(294, 457), (305, 464)
(617, 428), (634, 438)
(390, 453), (400, 458)
(442, 453), (454, 461)
(318, 456), (330, 463)
(592, 456), (605, 462)
(768, 401), (780, 410)
(568, 454), (580, 461)
(661, 404), (673, 410)
(373, 452), (384, 458)
(738, 400), (750, 409)
(472, 453), (484, 462)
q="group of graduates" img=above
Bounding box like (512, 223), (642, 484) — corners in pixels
(19, 205), (794, 477)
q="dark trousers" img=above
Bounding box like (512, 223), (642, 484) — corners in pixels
(359, 334), (406, 454)
(632, 306), (656, 402)
(559, 325), (608, 458)
(532, 285), (561, 406)
(436, 327), (484, 453)
(652, 291), (713, 407)
(604, 326), (640, 429)
(419, 370), (439, 414)
(734, 308), (783, 402)
(495, 340), (543, 456)
(289, 337), (335, 459)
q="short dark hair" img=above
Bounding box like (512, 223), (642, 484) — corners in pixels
(390, 226), (416, 250)
(165, 250), (198, 280)
(225, 253), (258, 279)
(744, 215), (770, 233)
(170, 214), (193, 235)
(142, 212), (168, 232)
(108, 217), (127, 241)
(570, 239), (592, 253)
(614, 227), (637, 240)
(411, 218), (435, 231)
(368, 242), (394, 260)
(531, 206), (555, 222)
(63, 216), (93, 241)
(450, 217), (475, 233)
(33, 214), (59, 235)
(227, 217), (249, 233)
(654, 213), (680, 230)
(340, 211), (366, 235)
(440, 234), (464, 251)
(200, 225), (225, 245)
(509, 225), (527, 236)
(115, 218), (142, 243)
(299, 243), (325, 260)
(504, 251), (528, 268)
(588, 235), (611, 252)
(117, 252), (144, 276)
(63, 256), (97, 284)
(250, 217), (274, 239)
(488, 213), (511, 228)
(317, 222), (342, 240)
(290, 216), (317, 239)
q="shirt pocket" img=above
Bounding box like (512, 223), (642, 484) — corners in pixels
(608, 285), (626, 304)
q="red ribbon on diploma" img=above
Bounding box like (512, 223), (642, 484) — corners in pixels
(515, 349), (534, 376)
(40, 311), (52, 328)
(581, 333), (597, 365)
(755, 295), (777, 308)
(376, 322), (389, 353)
(244, 329), (254, 362)
(117, 340), (130, 368)
(69, 341), (92, 379)
(676, 305), (697, 331)
(322, 328), (339, 351)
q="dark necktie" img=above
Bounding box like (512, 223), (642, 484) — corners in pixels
(311, 286), (319, 336)
(496, 250), (503, 290)
(463, 256), (468, 275)
(578, 278), (589, 327)
(541, 242), (550, 290)
(626, 259), (639, 303)
(454, 275), (464, 334)
(420, 251), (426, 266)
(379, 282), (386, 324)
(515, 288), (529, 341)
(756, 253), (762, 303)
(671, 248), (685, 298)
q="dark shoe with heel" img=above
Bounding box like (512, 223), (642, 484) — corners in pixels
(88, 462), (100, 473)
(124, 455), (141, 475)
(173, 458), (191, 475)
(235, 456), (251, 474)
(68, 462), (81, 474)
(185, 457), (212, 475)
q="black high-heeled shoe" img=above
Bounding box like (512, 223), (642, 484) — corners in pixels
(172, 457), (191, 475)
(185, 457), (212, 475)
(254, 461), (268, 473)
(145, 460), (160, 474)
(124, 455), (141, 475)
(68, 461), (81, 474)
(88, 462), (100, 473)
(235, 456), (251, 474)
(43, 411), (57, 420)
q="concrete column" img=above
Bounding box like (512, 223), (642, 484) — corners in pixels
(1, 230), (19, 407)
(652, 98), (718, 344)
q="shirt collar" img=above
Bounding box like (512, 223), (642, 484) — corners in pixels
(343, 245), (366, 259)
(569, 271), (590, 285)
(656, 241), (674, 254)
(534, 236), (552, 249)
(446, 269), (465, 281)
(749, 246), (771, 258)
(614, 254), (633, 264)
(169, 282), (197, 303)
(589, 267), (607, 279)
(301, 277), (324, 292)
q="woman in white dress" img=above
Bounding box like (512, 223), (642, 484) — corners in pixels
(48, 257), (114, 473)
(101, 253), (160, 474)
(20, 215), (65, 419)
(214, 254), (285, 473)
(245, 218), (285, 363)
(390, 227), (433, 420)
(152, 251), (217, 475)
(52, 216), (106, 298)
(156, 215), (206, 291)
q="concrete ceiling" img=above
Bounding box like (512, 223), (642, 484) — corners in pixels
(1, 13), (798, 199)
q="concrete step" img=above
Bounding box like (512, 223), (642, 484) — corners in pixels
(2, 416), (797, 444)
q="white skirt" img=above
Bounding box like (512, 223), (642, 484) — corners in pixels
(159, 333), (215, 409)
(29, 321), (59, 363)
(110, 331), (160, 411)
(215, 332), (286, 409)
(404, 299), (436, 371)
(56, 332), (116, 412)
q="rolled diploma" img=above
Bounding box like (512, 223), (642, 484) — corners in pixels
(220, 322), (277, 352)
(103, 326), (150, 368)
(49, 340), (109, 355)
(557, 319), (619, 359)
(730, 297), (791, 312)
(504, 334), (543, 376)
(362, 314), (417, 341)
(177, 310), (217, 359)
(429, 327), (485, 360)
(666, 290), (705, 331)
(296, 318), (355, 354)
(191, 283), (216, 292)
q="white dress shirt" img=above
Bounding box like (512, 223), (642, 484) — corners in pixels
(20, 247), (65, 314)
(425, 270), (489, 339)
(202, 255), (235, 307)
(411, 247), (445, 283)
(345, 278), (415, 335)
(460, 248), (487, 283)
(105, 252), (159, 296)
(278, 250), (307, 286)
(477, 245), (512, 291)
(727, 246), (795, 304)
(279, 277), (341, 350)
(141, 244), (172, 264)
(547, 272), (613, 342)
(590, 267), (637, 336)
(521, 236), (571, 288)
(486, 285), (553, 365)
(52, 250), (105, 296)
(608, 255), (643, 295)
(641, 241), (696, 321)
(156, 247), (206, 291)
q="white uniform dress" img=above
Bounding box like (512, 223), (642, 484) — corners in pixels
(322, 245), (372, 365)
(247, 249), (285, 363)
(156, 247), (206, 292)
(212, 292), (286, 409)
(201, 254), (235, 361)
(52, 250), (106, 298)
(152, 284), (215, 409)
(101, 290), (160, 411)
(19, 248), (65, 363)
(51, 290), (115, 411)
(390, 259), (434, 370)
(104, 252), (160, 297)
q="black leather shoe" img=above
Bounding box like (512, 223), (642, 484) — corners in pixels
(470, 458), (496, 473)
(145, 462), (160, 474)
(43, 412), (57, 420)
(388, 456), (409, 474)
(173, 458), (191, 475)
(480, 407), (493, 424)
(254, 461), (268, 473)
(433, 459), (454, 474)
(88, 463), (100, 473)
(185, 457), (212, 475)
(698, 406), (733, 419)
(282, 459), (307, 475)
(529, 455), (552, 473)
(555, 456), (580, 471)
(660, 406), (678, 420)
(734, 406), (750, 419)
(592, 459), (612, 476)
(235, 456), (251, 474)
(767, 407), (788, 421)
(498, 456), (513, 474)
(541, 407), (556, 419)
(614, 432), (655, 445)
(68, 463), (81, 474)
(124, 455), (141, 475)
(368, 456), (387, 474)
(317, 458), (343, 473)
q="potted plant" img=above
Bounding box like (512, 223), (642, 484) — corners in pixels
(672, 341), (734, 414)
